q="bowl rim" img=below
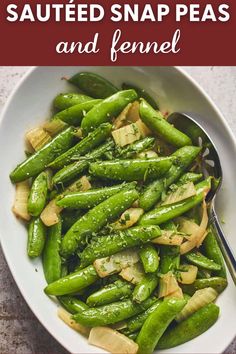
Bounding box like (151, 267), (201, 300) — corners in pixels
(0, 66), (235, 354)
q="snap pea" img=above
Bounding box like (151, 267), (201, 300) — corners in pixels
(69, 72), (119, 98)
(49, 123), (112, 169)
(28, 171), (49, 216)
(61, 209), (83, 233)
(57, 182), (136, 209)
(136, 298), (186, 354)
(157, 303), (220, 349)
(61, 188), (139, 257)
(139, 178), (211, 226)
(81, 89), (138, 134)
(27, 218), (46, 258)
(42, 218), (62, 284)
(10, 127), (76, 183)
(176, 172), (203, 186)
(86, 280), (133, 307)
(139, 146), (201, 211)
(133, 274), (159, 303)
(53, 93), (93, 111)
(80, 225), (161, 267)
(44, 265), (98, 296)
(73, 297), (156, 326)
(53, 99), (102, 125)
(140, 99), (192, 147)
(52, 161), (88, 186)
(122, 299), (162, 335)
(181, 277), (228, 296)
(139, 244), (159, 273)
(115, 137), (155, 159)
(71, 139), (115, 161)
(202, 229), (226, 277)
(122, 82), (158, 109)
(185, 250), (222, 271)
(58, 295), (88, 314)
(160, 246), (180, 274)
(89, 157), (173, 182)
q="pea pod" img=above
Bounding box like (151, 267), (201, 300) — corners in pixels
(140, 99), (192, 147)
(157, 303), (220, 349)
(202, 229), (226, 277)
(139, 146), (201, 211)
(57, 182), (136, 209)
(42, 218), (62, 284)
(122, 82), (158, 109)
(115, 137), (155, 159)
(139, 244), (159, 273)
(86, 280), (133, 307)
(10, 127), (76, 183)
(69, 72), (119, 98)
(52, 161), (88, 186)
(28, 171), (49, 216)
(136, 298), (186, 354)
(80, 225), (161, 267)
(27, 218), (46, 258)
(52, 99), (102, 125)
(139, 178), (211, 226)
(49, 123), (112, 169)
(44, 265), (98, 296)
(61, 188), (139, 257)
(133, 274), (159, 303)
(176, 172), (203, 186)
(73, 297), (156, 326)
(71, 139), (115, 161)
(81, 89), (138, 134)
(181, 277), (228, 295)
(185, 250), (222, 271)
(160, 246), (180, 274)
(89, 157), (173, 182)
(58, 295), (88, 314)
(53, 93), (93, 111)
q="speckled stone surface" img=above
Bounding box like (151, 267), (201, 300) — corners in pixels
(0, 66), (236, 354)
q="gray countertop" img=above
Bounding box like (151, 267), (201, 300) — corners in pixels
(0, 66), (235, 354)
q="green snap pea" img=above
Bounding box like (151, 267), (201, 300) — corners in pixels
(140, 99), (192, 147)
(160, 246), (180, 274)
(42, 218), (62, 284)
(52, 99), (102, 125)
(176, 172), (203, 186)
(10, 127), (76, 183)
(136, 298), (186, 354)
(139, 146), (201, 211)
(28, 171), (49, 216)
(58, 295), (88, 314)
(80, 225), (161, 267)
(61, 264), (68, 278)
(53, 93), (93, 111)
(133, 274), (159, 303)
(115, 137), (155, 159)
(185, 250), (222, 271)
(44, 265), (98, 296)
(157, 303), (220, 349)
(81, 89), (138, 134)
(86, 280), (133, 307)
(52, 161), (88, 186)
(181, 277), (228, 296)
(202, 229), (226, 277)
(89, 157), (173, 182)
(57, 182), (136, 209)
(49, 123), (112, 169)
(69, 72), (119, 98)
(27, 218), (46, 258)
(61, 188), (139, 257)
(73, 297), (156, 326)
(139, 244), (159, 273)
(122, 82), (159, 109)
(71, 139), (115, 161)
(139, 178), (211, 226)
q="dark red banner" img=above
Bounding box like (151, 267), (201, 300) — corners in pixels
(0, 0), (235, 65)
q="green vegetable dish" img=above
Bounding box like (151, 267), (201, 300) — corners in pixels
(10, 71), (227, 354)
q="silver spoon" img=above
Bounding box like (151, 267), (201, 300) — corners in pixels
(168, 112), (236, 285)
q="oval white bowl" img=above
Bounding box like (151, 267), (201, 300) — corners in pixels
(0, 66), (236, 354)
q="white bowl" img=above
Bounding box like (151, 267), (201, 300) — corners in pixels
(0, 67), (236, 354)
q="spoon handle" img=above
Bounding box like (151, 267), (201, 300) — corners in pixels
(211, 206), (236, 285)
